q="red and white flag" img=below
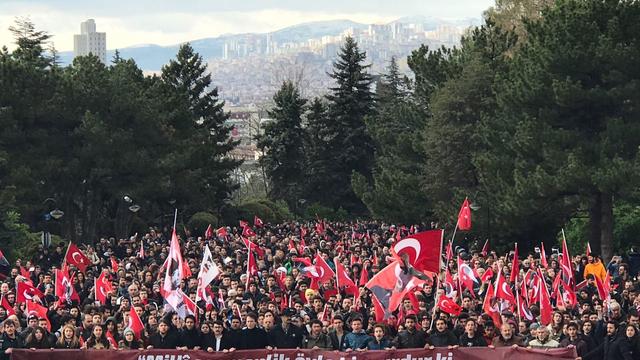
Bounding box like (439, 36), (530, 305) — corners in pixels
(537, 268), (553, 325)
(254, 216), (264, 228)
(242, 226), (256, 238)
(392, 229), (443, 274)
(517, 292), (534, 322)
(510, 243), (519, 284)
(106, 330), (118, 349)
(365, 261), (428, 313)
(313, 254), (335, 283)
(55, 268), (79, 305)
(540, 242), (548, 268)
(95, 271), (113, 305)
(495, 269), (516, 306)
(128, 306), (144, 339)
(334, 257), (357, 295)
(25, 300), (50, 331)
(437, 293), (462, 316)
(443, 269), (457, 299)
(138, 241), (144, 259)
(204, 224), (214, 239)
(216, 227), (228, 237)
(195, 245), (220, 302)
(16, 280), (44, 304)
(457, 198), (472, 231)
(110, 257), (119, 273)
(457, 257), (478, 295)
(246, 248), (258, 287)
(163, 228), (185, 301)
(0, 295), (15, 316)
(64, 243), (91, 272)
(482, 282), (501, 327)
(359, 265), (369, 286)
(560, 231), (573, 286)
(242, 237), (264, 257)
(481, 239), (489, 257)
(586, 242), (591, 258)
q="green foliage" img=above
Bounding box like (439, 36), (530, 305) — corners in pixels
(2, 210), (41, 262)
(257, 81), (307, 210)
(0, 20), (239, 243)
(234, 199), (290, 224)
(188, 212), (219, 235)
(304, 203), (349, 222)
(306, 36), (375, 213)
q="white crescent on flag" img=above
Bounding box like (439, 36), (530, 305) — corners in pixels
(393, 238), (421, 264)
(72, 252), (84, 264)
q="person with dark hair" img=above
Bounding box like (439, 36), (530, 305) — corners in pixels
(0, 319), (23, 360)
(178, 315), (200, 350)
(302, 320), (332, 349)
(342, 317), (370, 351)
(83, 324), (112, 350)
(366, 324), (394, 350)
(459, 319), (487, 347)
(147, 319), (179, 349)
(394, 314), (427, 349)
(240, 313), (269, 349)
(559, 322), (588, 356)
(274, 308), (304, 348)
(427, 318), (458, 348)
(328, 315), (346, 350)
(24, 327), (52, 349)
(118, 328), (143, 350)
(580, 321), (634, 360)
(207, 320), (234, 352)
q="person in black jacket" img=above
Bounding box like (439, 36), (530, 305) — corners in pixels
(274, 308), (304, 348)
(263, 316), (286, 348)
(581, 321), (634, 360)
(225, 316), (242, 350)
(147, 319), (180, 349)
(178, 315), (200, 350)
(24, 327), (52, 349)
(240, 313), (269, 349)
(0, 319), (23, 360)
(394, 315), (427, 349)
(427, 318), (459, 348)
(206, 320), (234, 352)
(459, 319), (487, 347)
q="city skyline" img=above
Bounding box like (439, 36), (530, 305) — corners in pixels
(0, 0), (494, 51)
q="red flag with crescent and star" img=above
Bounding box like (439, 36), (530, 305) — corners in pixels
(64, 243), (91, 272)
(457, 198), (472, 231)
(16, 280), (44, 304)
(95, 271), (113, 305)
(55, 268), (79, 305)
(392, 229), (443, 274)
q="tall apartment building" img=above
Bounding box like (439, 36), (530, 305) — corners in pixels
(73, 19), (107, 63)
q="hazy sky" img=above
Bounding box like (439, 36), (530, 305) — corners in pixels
(0, 0), (495, 51)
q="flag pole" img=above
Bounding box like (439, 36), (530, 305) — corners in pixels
(172, 209), (178, 231)
(515, 280), (522, 324)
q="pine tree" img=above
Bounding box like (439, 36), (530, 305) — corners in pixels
(161, 43), (240, 214)
(320, 36), (375, 212)
(257, 81), (307, 211)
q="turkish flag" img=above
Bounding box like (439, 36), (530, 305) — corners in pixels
(64, 243), (90, 272)
(457, 198), (472, 231)
(457, 257), (479, 295)
(480, 268), (494, 283)
(313, 254), (335, 283)
(242, 237), (264, 257)
(239, 220), (249, 228)
(586, 243), (591, 259)
(246, 249), (258, 287)
(482, 282), (502, 327)
(242, 226), (256, 238)
(216, 227), (228, 237)
(55, 268), (79, 305)
(359, 265), (369, 286)
(138, 241), (144, 259)
(540, 242), (548, 268)
(495, 270), (516, 305)
(1, 295), (15, 316)
(437, 294), (462, 316)
(204, 224), (213, 239)
(300, 227), (307, 239)
(110, 257), (119, 273)
(481, 239), (489, 257)
(106, 330), (118, 349)
(16, 280), (44, 304)
(443, 269), (457, 299)
(445, 241), (453, 262)
(517, 293), (534, 321)
(254, 216), (264, 227)
(26, 300), (50, 331)
(128, 306), (144, 339)
(334, 258), (357, 295)
(365, 261), (427, 313)
(392, 229), (443, 274)
(19, 266), (31, 279)
(537, 268), (553, 325)
(560, 235), (573, 286)
(95, 271), (113, 305)
(510, 243), (519, 284)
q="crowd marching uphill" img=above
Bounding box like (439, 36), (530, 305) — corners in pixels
(0, 203), (639, 360)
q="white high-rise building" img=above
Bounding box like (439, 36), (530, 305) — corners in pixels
(73, 19), (106, 63)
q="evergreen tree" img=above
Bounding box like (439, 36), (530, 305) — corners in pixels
(257, 81), (307, 211)
(161, 43), (240, 215)
(317, 36), (375, 212)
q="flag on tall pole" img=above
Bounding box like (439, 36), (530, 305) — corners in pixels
(457, 198), (472, 231)
(586, 242), (591, 258)
(195, 245), (221, 302)
(481, 239), (489, 257)
(540, 242), (548, 268)
(64, 243), (91, 272)
(510, 243), (519, 284)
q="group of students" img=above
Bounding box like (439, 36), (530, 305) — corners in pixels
(0, 220), (638, 360)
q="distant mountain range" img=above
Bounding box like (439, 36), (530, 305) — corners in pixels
(58, 16), (481, 70)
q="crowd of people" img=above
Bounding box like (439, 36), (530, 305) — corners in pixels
(0, 221), (639, 360)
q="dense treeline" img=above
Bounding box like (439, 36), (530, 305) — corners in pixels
(259, 0), (640, 259)
(0, 19), (240, 250)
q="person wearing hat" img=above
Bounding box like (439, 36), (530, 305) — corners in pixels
(302, 320), (332, 349)
(273, 308), (305, 349)
(118, 328), (143, 350)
